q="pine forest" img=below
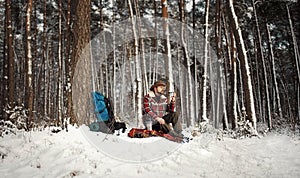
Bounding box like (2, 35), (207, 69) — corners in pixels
(1, 0), (300, 136)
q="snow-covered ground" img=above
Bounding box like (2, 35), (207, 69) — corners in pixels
(0, 125), (300, 178)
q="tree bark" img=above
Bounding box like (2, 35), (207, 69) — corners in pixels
(252, 0), (271, 125)
(58, 0), (63, 127)
(69, 0), (91, 125)
(286, 4), (300, 124)
(202, 0), (210, 123)
(25, 0), (34, 130)
(192, 0), (200, 124)
(215, 0), (228, 129)
(42, 0), (48, 119)
(230, 30), (238, 129)
(162, 0), (175, 98)
(62, 0), (71, 126)
(179, 0), (195, 127)
(266, 23), (283, 123)
(5, 0), (14, 107)
(227, 0), (257, 131)
(222, 9), (236, 128)
(128, 0), (143, 127)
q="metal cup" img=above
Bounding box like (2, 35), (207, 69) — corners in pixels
(146, 120), (152, 131)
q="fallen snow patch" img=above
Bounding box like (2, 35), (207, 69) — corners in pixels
(0, 126), (300, 178)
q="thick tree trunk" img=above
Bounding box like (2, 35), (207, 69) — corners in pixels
(69, 0), (91, 125)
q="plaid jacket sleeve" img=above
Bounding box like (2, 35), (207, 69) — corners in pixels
(168, 101), (176, 112)
(143, 95), (158, 119)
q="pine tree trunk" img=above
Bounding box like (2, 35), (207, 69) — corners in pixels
(286, 4), (300, 124)
(215, 0), (228, 129)
(162, 0), (175, 98)
(120, 44), (127, 114)
(25, 0), (34, 130)
(202, 0), (210, 123)
(227, 0), (257, 131)
(48, 47), (54, 121)
(42, 0), (48, 118)
(136, 0), (149, 94)
(140, 38), (148, 93)
(286, 4), (300, 85)
(222, 10), (235, 128)
(152, 0), (158, 86)
(2, 3), (8, 118)
(230, 31), (238, 129)
(177, 45), (185, 125)
(128, 45), (136, 118)
(192, 0), (199, 124)
(185, 74), (189, 125)
(112, 0), (117, 115)
(252, 0), (271, 125)
(98, 0), (104, 93)
(25, 0), (33, 130)
(5, 0), (14, 107)
(58, 0), (64, 128)
(102, 4), (108, 96)
(266, 23), (283, 122)
(32, 0), (37, 116)
(64, 0), (72, 123)
(298, 85), (300, 126)
(179, 0), (195, 127)
(128, 0), (143, 127)
(69, 0), (91, 125)
(254, 47), (263, 122)
(0, 1), (4, 118)
(280, 78), (292, 121)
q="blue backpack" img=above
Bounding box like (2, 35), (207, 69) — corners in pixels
(90, 92), (127, 134)
(91, 92), (111, 122)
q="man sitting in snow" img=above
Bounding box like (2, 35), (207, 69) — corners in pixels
(142, 80), (183, 137)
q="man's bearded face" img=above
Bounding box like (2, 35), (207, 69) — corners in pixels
(155, 85), (166, 95)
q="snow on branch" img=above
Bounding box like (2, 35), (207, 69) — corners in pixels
(1, 105), (27, 137)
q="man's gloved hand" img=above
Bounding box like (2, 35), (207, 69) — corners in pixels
(170, 93), (176, 104)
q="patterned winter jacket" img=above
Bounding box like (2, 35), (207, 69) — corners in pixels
(142, 91), (175, 123)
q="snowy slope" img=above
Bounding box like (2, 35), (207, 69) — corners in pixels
(0, 125), (300, 178)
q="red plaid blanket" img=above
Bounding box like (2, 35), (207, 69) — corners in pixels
(127, 128), (184, 143)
